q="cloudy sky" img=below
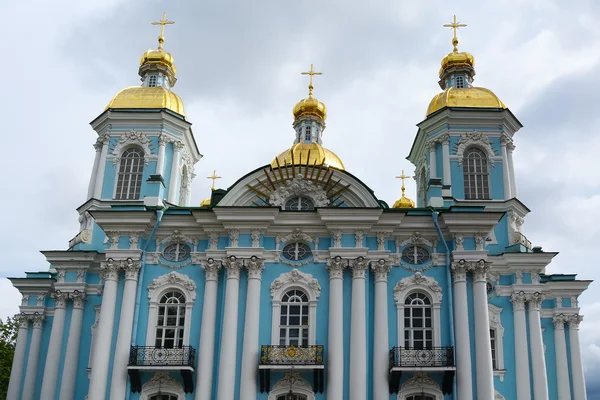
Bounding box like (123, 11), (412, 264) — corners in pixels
(2, 0), (600, 394)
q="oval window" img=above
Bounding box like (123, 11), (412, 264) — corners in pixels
(163, 243), (191, 262)
(282, 242), (312, 261)
(401, 245), (431, 265)
(285, 196), (315, 211)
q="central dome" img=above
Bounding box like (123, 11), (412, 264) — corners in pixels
(271, 143), (345, 170)
(426, 87), (505, 116)
(106, 86), (185, 117)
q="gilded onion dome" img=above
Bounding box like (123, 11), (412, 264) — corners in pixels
(271, 143), (345, 170)
(200, 197), (211, 207)
(293, 96), (327, 121)
(392, 171), (415, 209)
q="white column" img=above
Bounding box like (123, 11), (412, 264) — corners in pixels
(568, 314), (587, 400)
(441, 135), (452, 187)
(349, 257), (368, 400)
(22, 314), (45, 400)
(60, 291), (87, 400)
(156, 134), (168, 176)
(528, 293), (549, 400)
(507, 143), (517, 197)
(109, 260), (141, 399)
(500, 137), (512, 199)
(6, 315), (30, 400)
(196, 259), (221, 400)
(326, 257), (346, 400)
(511, 291), (532, 400)
(217, 256), (243, 400)
(553, 314), (571, 400)
(167, 141), (183, 203)
(87, 142), (102, 199)
(428, 141), (437, 179)
(93, 135), (110, 199)
(239, 257), (265, 400)
(88, 259), (120, 400)
(450, 261), (473, 400)
(39, 291), (68, 400)
(472, 261), (495, 400)
(372, 260), (391, 400)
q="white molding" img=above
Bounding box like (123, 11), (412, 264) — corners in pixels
(489, 304), (505, 380)
(140, 371), (185, 399)
(87, 305), (101, 376)
(398, 372), (443, 399)
(269, 371), (315, 400)
(269, 175), (329, 207)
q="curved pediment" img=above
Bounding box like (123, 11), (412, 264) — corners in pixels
(218, 164), (382, 208)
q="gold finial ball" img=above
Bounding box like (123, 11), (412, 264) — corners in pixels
(293, 96), (327, 121)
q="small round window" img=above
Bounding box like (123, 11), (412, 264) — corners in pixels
(282, 242), (312, 261)
(401, 245), (431, 265)
(163, 243), (191, 262)
(285, 196), (315, 211)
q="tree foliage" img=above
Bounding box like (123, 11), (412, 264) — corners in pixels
(0, 314), (20, 399)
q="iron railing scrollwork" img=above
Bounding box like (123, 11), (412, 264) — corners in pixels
(389, 346), (454, 368)
(129, 346), (196, 368)
(260, 345), (324, 365)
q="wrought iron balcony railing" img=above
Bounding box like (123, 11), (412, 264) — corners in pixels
(128, 346), (196, 368)
(260, 345), (324, 366)
(389, 346), (455, 369)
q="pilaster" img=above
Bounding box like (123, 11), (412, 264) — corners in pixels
(326, 256), (346, 400)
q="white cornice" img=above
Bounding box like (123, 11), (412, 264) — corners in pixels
(88, 210), (156, 234)
(441, 211), (504, 234)
(41, 250), (102, 269)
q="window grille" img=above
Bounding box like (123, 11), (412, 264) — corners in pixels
(463, 147), (490, 200)
(490, 328), (497, 369)
(115, 147), (144, 200)
(282, 243), (312, 261)
(456, 76), (465, 88)
(404, 292), (433, 349)
(155, 291), (186, 349)
(148, 75), (158, 87)
(279, 289), (310, 346)
(305, 126), (311, 141)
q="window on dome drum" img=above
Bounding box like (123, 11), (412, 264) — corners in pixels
(404, 292), (433, 349)
(401, 245), (431, 265)
(305, 126), (311, 141)
(155, 291), (186, 348)
(163, 243), (191, 262)
(463, 147), (490, 200)
(406, 395), (435, 400)
(490, 328), (497, 369)
(282, 243), (312, 262)
(285, 196), (315, 211)
(115, 147), (144, 200)
(148, 74), (158, 87)
(455, 76), (465, 88)
(150, 395), (178, 400)
(276, 395), (308, 400)
(279, 289), (310, 346)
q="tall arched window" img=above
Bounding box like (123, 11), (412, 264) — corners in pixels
(279, 289), (309, 346)
(404, 292), (433, 349)
(463, 147), (490, 200)
(115, 147), (144, 200)
(155, 291), (186, 348)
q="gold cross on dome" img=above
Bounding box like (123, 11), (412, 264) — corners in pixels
(443, 15), (467, 52)
(152, 12), (175, 50)
(301, 64), (323, 97)
(207, 170), (222, 191)
(396, 170), (411, 194)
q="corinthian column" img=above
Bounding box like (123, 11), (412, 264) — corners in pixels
(511, 291), (531, 400)
(552, 314), (571, 400)
(40, 291), (69, 400)
(88, 259), (120, 400)
(196, 259), (221, 400)
(60, 291), (87, 400)
(110, 259), (141, 399)
(349, 257), (368, 400)
(167, 141), (184, 203)
(568, 314), (587, 400)
(217, 256), (243, 400)
(450, 260), (473, 399)
(93, 134), (110, 199)
(239, 257), (265, 400)
(22, 314), (45, 400)
(528, 292), (549, 400)
(7, 315), (30, 400)
(326, 256), (346, 400)
(471, 260), (495, 400)
(372, 259), (391, 400)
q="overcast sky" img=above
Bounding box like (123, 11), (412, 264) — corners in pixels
(2, 0), (600, 394)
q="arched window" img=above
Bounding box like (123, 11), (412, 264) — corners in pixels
(285, 196), (315, 211)
(269, 372), (315, 400)
(115, 147), (144, 200)
(155, 291), (186, 348)
(150, 395), (178, 400)
(279, 289), (310, 346)
(404, 293), (433, 349)
(140, 371), (185, 400)
(463, 147), (490, 200)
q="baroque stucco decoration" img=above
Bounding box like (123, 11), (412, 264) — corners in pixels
(454, 131), (497, 165)
(110, 130), (155, 165)
(140, 371), (184, 399)
(270, 371), (315, 399)
(400, 372), (442, 395)
(270, 269), (321, 299)
(269, 174), (329, 207)
(148, 271), (197, 301)
(393, 272), (443, 304)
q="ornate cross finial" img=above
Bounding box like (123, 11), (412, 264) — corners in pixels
(396, 170), (411, 194)
(443, 15), (467, 53)
(152, 12), (175, 51)
(301, 64), (323, 98)
(207, 170), (222, 191)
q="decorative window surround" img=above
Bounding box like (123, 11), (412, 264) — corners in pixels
(270, 269), (321, 345)
(109, 131), (156, 165)
(140, 372), (185, 400)
(394, 273), (442, 347)
(489, 304), (506, 381)
(398, 372), (443, 399)
(269, 371), (315, 400)
(146, 272), (197, 347)
(453, 131), (498, 165)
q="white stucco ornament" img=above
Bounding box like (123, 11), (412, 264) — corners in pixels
(148, 271), (197, 301)
(268, 174), (329, 207)
(393, 272), (442, 304)
(270, 269), (321, 298)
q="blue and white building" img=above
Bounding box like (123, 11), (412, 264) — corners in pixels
(6, 15), (591, 400)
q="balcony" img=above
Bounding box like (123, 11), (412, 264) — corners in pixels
(388, 347), (455, 395)
(128, 346), (196, 393)
(259, 345), (325, 393)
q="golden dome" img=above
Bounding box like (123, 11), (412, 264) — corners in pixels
(200, 197), (211, 207)
(393, 195), (416, 209)
(106, 86), (185, 117)
(140, 49), (177, 75)
(293, 96), (327, 121)
(271, 143), (344, 170)
(426, 87), (506, 116)
(439, 51), (474, 78)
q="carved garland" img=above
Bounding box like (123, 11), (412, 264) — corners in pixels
(454, 131), (497, 166)
(148, 271), (197, 301)
(270, 269), (321, 299)
(110, 131), (156, 165)
(393, 272), (443, 304)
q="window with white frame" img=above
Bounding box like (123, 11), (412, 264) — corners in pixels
(488, 304), (505, 380)
(463, 147), (490, 200)
(399, 372), (444, 400)
(285, 196), (315, 211)
(155, 291), (186, 348)
(268, 372), (315, 400)
(490, 328), (497, 369)
(279, 289), (310, 346)
(404, 292), (433, 349)
(282, 242), (312, 262)
(141, 371), (185, 400)
(455, 76), (465, 88)
(304, 126), (311, 141)
(162, 243), (191, 263)
(115, 147), (145, 200)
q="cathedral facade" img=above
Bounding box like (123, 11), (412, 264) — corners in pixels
(7, 14), (591, 400)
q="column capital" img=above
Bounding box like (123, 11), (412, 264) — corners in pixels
(500, 135), (512, 146)
(71, 290), (87, 309)
(354, 230), (364, 248)
(349, 256), (368, 279)
(568, 314), (583, 330)
(376, 232), (387, 251)
(451, 260), (469, 282)
(14, 313), (30, 327)
(202, 258), (221, 282)
(330, 230), (342, 248)
(100, 258), (121, 281)
(439, 134), (451, 146)
(30, 313), (45, 329)
(246, 256), (265, 280)
(223, 256), (243, 279)
(52, 290), (68, 309)
(510, 291), (527, 310)
(470, 260), (491, 282)
(371, 259), (392, 282)
(94, 133), (110, 149)
(426, 139), (437, 152)
(326, 256), (347, 279)
(121, 258), (141, 280)
(251, 229), (262, 248)
(158, 133), (170, 146)
(207, 231), (219, 250)
(527, 292), (544, 310)
(228, 229), (240, 248)
(173, 140), (185, 151)
(454, 234), (464, 251)
(553, 313), (567, 330)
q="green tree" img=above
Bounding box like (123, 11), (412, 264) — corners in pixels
(0, 314), (20, 399)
